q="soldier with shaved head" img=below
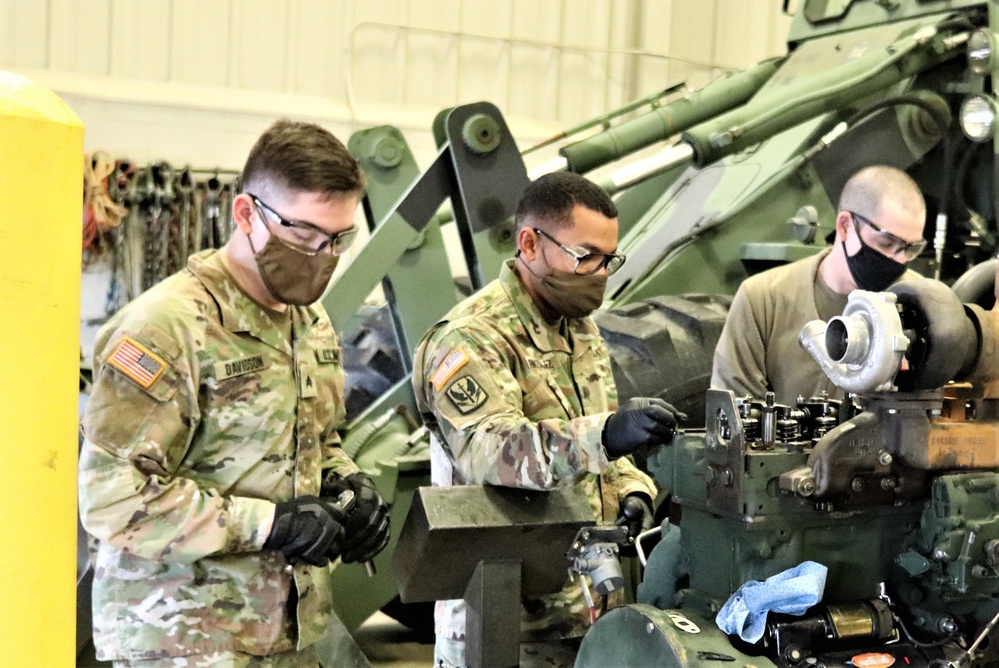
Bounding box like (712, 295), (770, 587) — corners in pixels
(712, 164), (927, 404)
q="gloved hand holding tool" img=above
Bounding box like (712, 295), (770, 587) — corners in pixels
(321, 471), (391, 575)
(263, 494), (353, 569)
(603, 397), (686, 458)
(615, 493), (655, 557)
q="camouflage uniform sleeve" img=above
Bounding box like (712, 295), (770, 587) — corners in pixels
(320, 444), (361, 478)
(79, 328), (274, 564)
(421, 326), (610, 489)
(610, 456), (656, 503)
(711, 283), (769, 398)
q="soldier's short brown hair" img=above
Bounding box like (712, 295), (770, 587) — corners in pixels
(515, 172), (617, 233)
(241, 119), (366, 199)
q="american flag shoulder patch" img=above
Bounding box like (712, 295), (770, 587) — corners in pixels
(108, 337), (167, 389)
(431, 346), (470, 391)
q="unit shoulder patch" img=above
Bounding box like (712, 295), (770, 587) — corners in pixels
(431, 346), (471, 391)
(446, 375), (489, 415)
(108, 337), (168, 389)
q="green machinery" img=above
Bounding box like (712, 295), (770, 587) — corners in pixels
(576, 276), (999, 666)
(326, 0), (999, 641)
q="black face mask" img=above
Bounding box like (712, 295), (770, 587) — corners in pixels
(842, 239), (906, 292)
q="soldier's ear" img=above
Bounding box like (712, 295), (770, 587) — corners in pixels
(232, 194), (255, 235)
(517, 227), (540, 261)
(834, 211), (852, 243)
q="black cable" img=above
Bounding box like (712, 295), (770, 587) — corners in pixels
(894, 613), (959, 649)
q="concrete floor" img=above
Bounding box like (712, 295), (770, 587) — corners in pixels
(354, 611), (435, 667)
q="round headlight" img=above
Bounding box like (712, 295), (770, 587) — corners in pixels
(960, 95), (998, 142)
(967, 29), (998, 76)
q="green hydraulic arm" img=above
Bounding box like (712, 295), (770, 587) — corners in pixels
(345, 125), (454, 373)
(323, 101), (530, 372)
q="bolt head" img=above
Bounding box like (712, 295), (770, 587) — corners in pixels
(938, 617), (958, 634)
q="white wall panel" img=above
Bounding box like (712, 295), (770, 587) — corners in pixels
(0, 1), (13, 64)
(0, 0), (793, 168)
(715, 0), (785, 68)
(635, 2), (678, 104)
(290, 0), (349, 98)
(556, 0), (603, 122)
(229, 0), (288, 91)
(3, 0), (49, 68)
(170, 0), (231, 87)
(668, 0), (722, 88)
(602, 2), (640, 113)
(403, 0), (461, 110)
(349, 0), (409, 107)
(49, 0), (110, 75)
(506, 0), (560, 121)
(109, 0), (170, 81)
(456, 1), (513, 110)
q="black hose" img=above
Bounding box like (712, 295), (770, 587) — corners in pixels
(951, 258), (997, 306)
(841, 94), (949, 135)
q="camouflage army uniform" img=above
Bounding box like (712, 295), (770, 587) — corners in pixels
(412, 259), (657, 653)
(79, 249), (359, 664)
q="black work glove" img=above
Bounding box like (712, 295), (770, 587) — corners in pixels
(616, 493), (655, 558)
(602, 397), (686, 459)
(263, 496), (349, 567)
(321, 471), (390, 563)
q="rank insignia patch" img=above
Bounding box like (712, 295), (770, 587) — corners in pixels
(108, 337), (167, 388)
(431, 346), (470, 391)
(446, 375), (488, 414)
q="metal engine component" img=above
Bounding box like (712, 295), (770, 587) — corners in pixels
(767, 599), (896, 663)
(579, 273), (999, 666)
(567, 526), (630, 597)
(799, 290), (910, 394)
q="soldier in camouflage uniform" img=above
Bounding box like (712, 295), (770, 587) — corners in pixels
(79, 120), (390, 668)
(413, 172), (684, 668)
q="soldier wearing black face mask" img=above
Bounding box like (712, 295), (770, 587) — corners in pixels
(711, 165), (926, 405)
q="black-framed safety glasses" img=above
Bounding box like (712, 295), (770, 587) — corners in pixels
(533, 228), (626, 276)
(848, 211), (926, 262)
(250, 194), (358, 256)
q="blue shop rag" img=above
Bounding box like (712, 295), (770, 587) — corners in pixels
(715, 561), (828, 643)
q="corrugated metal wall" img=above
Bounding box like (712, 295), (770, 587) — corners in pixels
(0, 0), (791, 166)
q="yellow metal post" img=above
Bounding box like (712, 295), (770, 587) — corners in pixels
(0, 71), (83, 666)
